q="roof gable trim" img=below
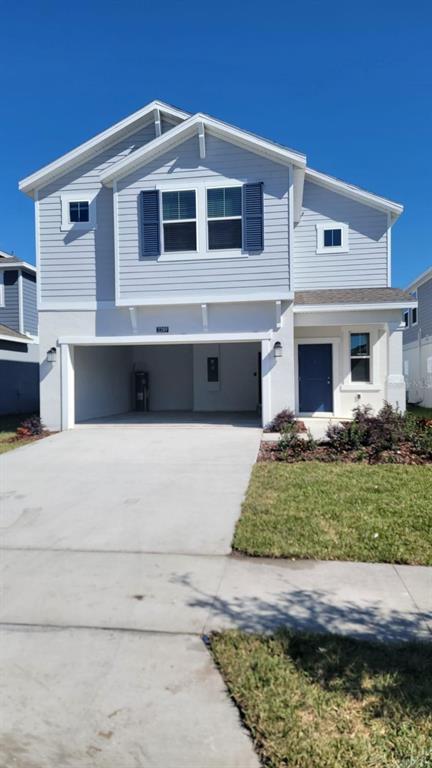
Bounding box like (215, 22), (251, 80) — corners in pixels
(305, 167), (403, 218)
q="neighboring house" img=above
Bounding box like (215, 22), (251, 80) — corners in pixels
(0, 251), (39, 415)
(18, 100), (415, 431)
(403, 266), (432, 408)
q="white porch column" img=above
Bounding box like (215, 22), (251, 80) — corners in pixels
(261, 339), (272, 427)
(60, 343), (75, 430)
(386, 322), (406, 411)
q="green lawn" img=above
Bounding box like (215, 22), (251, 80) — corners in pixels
(407, 404), (432, 420)
(0, 413), (33, 454)
(233, 463), (432, 564)
(211, 630), (432, 768)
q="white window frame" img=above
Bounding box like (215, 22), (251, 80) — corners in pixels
(160, 188), (198, 255)
(206, 185), (243, 252)
(0, 272), (4, 307)
(316, 221), (349, 254)
(403, 310), (410, 328)
(349, 331), (371, 384)
(61, 191), (97, 232)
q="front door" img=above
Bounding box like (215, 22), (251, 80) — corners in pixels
(298, 344), (333, 413)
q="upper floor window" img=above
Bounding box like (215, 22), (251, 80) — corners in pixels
(69, 201), (89, 223)
(316, 222), (348, 254)
(350, 332), (370, 382)
(403, 310), (409, 328)
(207, 187), (242, 250)
(0, 272), (4, 307)
(412, 307), (418, 326)
(61, 191), (97, 231)
(162, 190), (197, 252)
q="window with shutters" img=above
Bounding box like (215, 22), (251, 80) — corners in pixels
(161, 190), (197, 252)
(207, 187), (242, 250)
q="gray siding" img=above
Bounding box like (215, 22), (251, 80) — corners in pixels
(405, 276), (432, 344)
(117, 134), (290, 301)
(0, 271), (19, 331)
(293, 181), (388, 289)
(22, 271), (38, 335)
(38, 120), (157, 304)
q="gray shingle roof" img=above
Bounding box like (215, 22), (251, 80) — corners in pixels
(294, 288), (415, 306)
(0, 254), (25, 266)
(0, 324), (32, 342)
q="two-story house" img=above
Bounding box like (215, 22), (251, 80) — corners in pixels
(403, 266), (432, 408)
(0, 251), (39, 415)
(18, 100), (416, 430)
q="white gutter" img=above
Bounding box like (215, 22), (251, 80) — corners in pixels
(294, 301), (417, 313)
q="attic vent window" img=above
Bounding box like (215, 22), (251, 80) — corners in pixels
(316, 222), (348, 254)
(69, 201), (89, 223)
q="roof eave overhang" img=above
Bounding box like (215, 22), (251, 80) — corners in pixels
(405, 266), (432, 293)
(0, 262), (36, 274)
(100, 113), (306, 187)
(305, 168), (404, 219)
(18, 100), (190, 198)
(294, 301), (417, 313)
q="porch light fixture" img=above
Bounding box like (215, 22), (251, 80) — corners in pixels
(47, 347), (57, 363)
(273, 341), (283, 358)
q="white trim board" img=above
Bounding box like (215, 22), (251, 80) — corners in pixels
(305, 167), (403, 218)
(58, 332), (272, 346)
(294, 301), (417, 313)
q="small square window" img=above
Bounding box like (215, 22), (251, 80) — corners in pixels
(69, 201), (89, 223)
(324, 228), (342, 247)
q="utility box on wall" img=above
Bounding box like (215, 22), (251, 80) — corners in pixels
(134, 371), (149, 411)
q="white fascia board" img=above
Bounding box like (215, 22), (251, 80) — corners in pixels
(115, 290), (294, 307)
(294, 301), (417, 313)
(18, 100), (190, 197)
(58, 331), (272, 346)
(0, 261), (36, 274)
(405, 265), (432, 293)
(305, 167), (404, 218)
(0, 333), (36, 344)
(100, 113), (306, 186)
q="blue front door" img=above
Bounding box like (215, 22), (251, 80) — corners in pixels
(298, 344), (333, 413)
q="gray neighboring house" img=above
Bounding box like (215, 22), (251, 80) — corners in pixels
(403, 265), (432, 408)
(0, 251), (39, 415)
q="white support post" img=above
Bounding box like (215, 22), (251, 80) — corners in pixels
(275, 300), (282, 329)
(61, 343), (75, 430)
(154, 108), (162, 137)
(18, 269), (24, 334)
(201, 303), (208, 331)
(261, 339), (272, 427)
(129, 306), (137, 333)
(198, 122), (206, 159)
(386, 322), (406, 411)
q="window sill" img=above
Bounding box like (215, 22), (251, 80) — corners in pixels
(339, 384), (381, 392)
(157, 251), (248, 263)
(316, 247), (349, 255)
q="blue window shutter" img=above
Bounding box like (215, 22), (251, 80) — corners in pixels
(141, 190), (160, 257)
(243, 182), (264, 251)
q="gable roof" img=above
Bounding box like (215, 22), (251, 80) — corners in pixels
(405, 265), (432, 293)
(18, 99), (404, 221)
(0, 251), (36, 274)
(18, 100), (190, 197)
(99, 111), (307, 186)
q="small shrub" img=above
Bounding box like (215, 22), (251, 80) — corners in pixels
(279, 425), (316, 458)
(16, 415), (45, 438)
(265, 410), (305, 433)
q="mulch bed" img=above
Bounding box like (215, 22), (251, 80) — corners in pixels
(259, 439), (432, 465)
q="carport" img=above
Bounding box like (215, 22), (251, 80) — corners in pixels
(58, 332), (271, 429)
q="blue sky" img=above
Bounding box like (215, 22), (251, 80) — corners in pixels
(1, 0), (431, 287)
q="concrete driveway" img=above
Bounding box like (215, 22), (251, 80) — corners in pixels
(0, 424), (261, 768)
(1, 423), (261, 555)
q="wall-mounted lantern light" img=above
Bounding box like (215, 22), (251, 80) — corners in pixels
(47, 347), (57, 363)
(273, 341), (283, 358)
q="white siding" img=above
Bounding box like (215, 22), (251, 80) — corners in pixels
(116, 133), (290, 302)
(38, 121), (157, 304)
(293, 181), (388, 289)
